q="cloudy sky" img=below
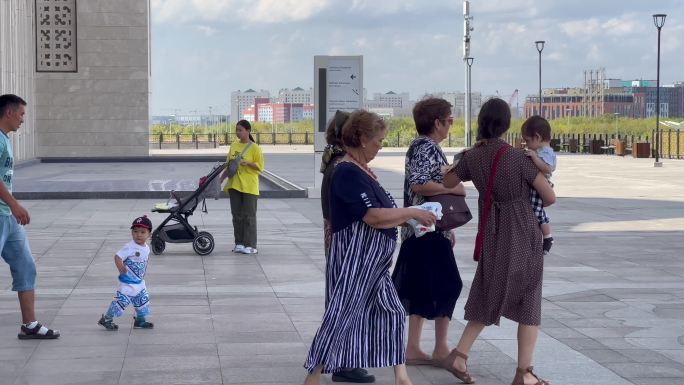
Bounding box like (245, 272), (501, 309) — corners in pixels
(149, 0), (684, 116)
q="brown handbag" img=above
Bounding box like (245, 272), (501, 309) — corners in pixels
(424, 194), (472, 231)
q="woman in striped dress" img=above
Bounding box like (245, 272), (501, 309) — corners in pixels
(304, 110), (437, 385)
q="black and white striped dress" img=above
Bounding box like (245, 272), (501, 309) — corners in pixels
(305, 162), (406, 373)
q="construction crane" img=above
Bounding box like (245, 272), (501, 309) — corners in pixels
(495, 90), (519, 117)
(507, 89), (519, 118)
(507, 89), (518, 107)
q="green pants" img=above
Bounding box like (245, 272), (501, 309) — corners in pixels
(228, 189), (258, 248)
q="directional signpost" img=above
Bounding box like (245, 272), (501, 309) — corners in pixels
(310, 55), (364, 197)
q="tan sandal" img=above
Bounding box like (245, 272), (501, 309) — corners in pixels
(439, 349), (475, 384)
(406, 356), (433, 366)
(511, 366), (550, 385)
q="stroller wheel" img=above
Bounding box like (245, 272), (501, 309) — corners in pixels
(193, 231), (215, 256)
(151, 234), (165, 255)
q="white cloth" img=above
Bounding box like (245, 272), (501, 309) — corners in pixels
(406, 202), (443, 238)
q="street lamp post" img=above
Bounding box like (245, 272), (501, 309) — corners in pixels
(613, 112), (620, 139)
(653, 14), (666, 167)
(465, 57), (474, 147)
(535, 41), (545, 117)
(208, 106), (213, 139)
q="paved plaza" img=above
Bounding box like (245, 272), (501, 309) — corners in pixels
(1, 148), (683, 384)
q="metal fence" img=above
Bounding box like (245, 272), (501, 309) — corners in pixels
(504, 130), (683, 159)
(148, 132), (314, 149)
(148, 130), (683, 159)
(654, 129), (683, 159)
(148, 132), (467, 149)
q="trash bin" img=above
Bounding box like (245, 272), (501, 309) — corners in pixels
(590, 139), (605, 154)
(550, 139), (561, 152)
(633, 142), (650, 158)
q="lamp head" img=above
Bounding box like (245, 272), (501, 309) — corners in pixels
(535, 40), (545, 53)
(653, 14), (666, 29)
(465, 57), (474, 66)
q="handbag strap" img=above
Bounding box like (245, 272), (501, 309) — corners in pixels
(473, 143), (510, 261)
(236, 142), (252, 160)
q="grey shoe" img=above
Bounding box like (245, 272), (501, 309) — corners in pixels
(98, 314), (118, 330)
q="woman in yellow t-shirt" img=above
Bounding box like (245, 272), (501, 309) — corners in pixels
(221, 120), (264, 255)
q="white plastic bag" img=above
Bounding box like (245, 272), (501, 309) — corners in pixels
(406, 202), (443, 237)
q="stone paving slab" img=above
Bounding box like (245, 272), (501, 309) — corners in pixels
(0, 153), (682, 384)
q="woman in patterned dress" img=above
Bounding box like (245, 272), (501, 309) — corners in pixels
(391, 98), (465, 365)
(304, 110), (437, 385)
(441, 98), (556, 385)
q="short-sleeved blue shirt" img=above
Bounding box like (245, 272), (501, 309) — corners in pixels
(0, 132), (13, 216)
(329, 162), (397, 238)
(537, 145), (556, 180)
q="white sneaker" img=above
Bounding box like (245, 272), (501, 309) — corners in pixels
(232, 244), (245, 253)
(242, 247), (258, 254)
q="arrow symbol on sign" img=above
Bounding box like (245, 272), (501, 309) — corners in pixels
(350, 74), (356, 80)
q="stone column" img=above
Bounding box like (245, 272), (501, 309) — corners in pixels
(0, 0), (36, 162)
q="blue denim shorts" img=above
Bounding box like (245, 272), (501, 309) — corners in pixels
(0, 215), (36, 291)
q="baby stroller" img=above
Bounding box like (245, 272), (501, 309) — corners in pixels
(151, 162), (226, 256)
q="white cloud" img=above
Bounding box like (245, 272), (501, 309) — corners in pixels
(249, 0), (328, 23)
(350, 0), (421, 14)
(560, 19), (601, 38)
(196, 25), (218, 37)
(661, 24), (683, 54)
(504, 22), (527, 34)
(587, 43), (602, 62)
(354, 37), (370, 48)
(601, 14), (645, 37)
(328, 46), (348, 56)
(152, 0), (330, 24)
(151, 0), (189, 23)
(150, 0), (684, 115)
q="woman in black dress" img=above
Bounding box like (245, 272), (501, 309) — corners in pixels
(304, 110), (437, 385)
(392, 98), (465, 365)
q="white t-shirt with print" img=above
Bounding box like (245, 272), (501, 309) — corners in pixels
(115, 240), (150, 296)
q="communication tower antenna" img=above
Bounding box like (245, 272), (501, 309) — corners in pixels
(463, 1), (474, 146)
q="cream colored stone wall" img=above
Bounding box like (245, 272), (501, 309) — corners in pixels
(34, 0), (150, 157)
(0, 0), (36, 162)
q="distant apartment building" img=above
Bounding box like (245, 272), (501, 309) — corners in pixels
(150, 114), (227, 127)
(372, 91), (410, 108)
(303, 105), (314, 120)
(365, 91), (414, 117)
(524, 89), (638, 119)
(243, 106), (256, 122)
(253, 103), (305, 123)
(252, 97), (271, 122)
(428, 92), (483, 117)
(277, 87), (313, 105)
(231, 89), (271, 123)
(524, 71), (684, 119)
(630, 81), (684, 119)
